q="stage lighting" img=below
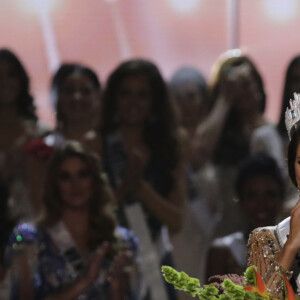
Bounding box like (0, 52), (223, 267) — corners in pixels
(168, 0), (201, 14)
(263, 0), (298, 23)
(21, 0), (60, 15)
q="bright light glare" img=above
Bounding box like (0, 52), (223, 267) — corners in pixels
(21, 0), (60, 15)
(263, 0), (299, 23)
(168, 0), (201, 14)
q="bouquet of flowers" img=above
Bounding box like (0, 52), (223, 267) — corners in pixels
(162, 265), (296, 300)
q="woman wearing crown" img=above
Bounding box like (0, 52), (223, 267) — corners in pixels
(247, 93), (300, 299)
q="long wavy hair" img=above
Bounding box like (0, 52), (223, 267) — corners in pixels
(51, 63), (101, 127)
(40, 141), (116, 250)
(0, 49), (37, 121)
(101, 59), (181, 175)
(210, 51), (266, 165)
(277, 55), (300, 138)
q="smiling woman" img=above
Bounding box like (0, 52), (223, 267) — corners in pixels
(5, 141), (140, 300)
(49, 63), (101, 144)
(57, 156), (93, 210)
(100, 58), (185, 300)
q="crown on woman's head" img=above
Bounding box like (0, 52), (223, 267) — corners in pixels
(285, 93), (300, 140)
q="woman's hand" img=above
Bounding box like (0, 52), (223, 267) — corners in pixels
(286, 199), (300, 253)
(46, 243), (110, 300)
(109, 249), (134, 279)
(117, 147), (148, 198)
(219, 64), (252, 106)
(276, 199), (300, 271)
(108, 249), (135, 299)
(82, 242), (110, 286)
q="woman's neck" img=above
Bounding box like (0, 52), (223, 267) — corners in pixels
(120, 125), (144, 143)
(60, 120), (96, 142)
(183, 123), (198, 138)
(62, 208), (89, 253)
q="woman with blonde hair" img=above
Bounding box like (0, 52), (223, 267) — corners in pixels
(193, 50), (284, 236)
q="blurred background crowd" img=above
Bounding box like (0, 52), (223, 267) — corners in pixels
(0, 0), (300, 299)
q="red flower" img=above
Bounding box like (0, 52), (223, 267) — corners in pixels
(23, 139), (53, 160)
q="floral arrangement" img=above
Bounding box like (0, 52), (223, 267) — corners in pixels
(162, 265), (297, 300)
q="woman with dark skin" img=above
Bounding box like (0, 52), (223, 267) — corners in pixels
(248, 95), (300, 299)
(206, 153), (284, 281)
(100, 59), (185, 300)
(276, 56), (300, 216)
(277, 55), (300, 143)
(6, 142), (138, 300)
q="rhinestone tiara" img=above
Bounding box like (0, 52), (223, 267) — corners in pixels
(285, 93), (300, 140)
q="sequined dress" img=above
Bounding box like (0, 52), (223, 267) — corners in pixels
(247, 217), (296, 299)
(5, 223), (138, 300)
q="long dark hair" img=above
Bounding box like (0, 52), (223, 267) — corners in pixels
(278, 55), (300, 138)
(101, 59), (181, 173)
(0, 49), (37, 121)
(210, 53), (266, 165)
(51, 63), (101, 126)
(40, 141), (115, 250)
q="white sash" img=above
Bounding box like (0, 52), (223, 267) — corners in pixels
(275, 217), (300, 293)
(47, 222), (86, 275)
(125, 203), (169, 300)
(47, 222), (106, 299)
(105, 131), (170, 299)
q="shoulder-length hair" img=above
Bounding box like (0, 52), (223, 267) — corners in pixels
(278, 55), (300, 137)
(40, 141), (115, 250)
(0, 49), (37, 121)
(51, 63), (101, 126)
(101, 59), (181, 172)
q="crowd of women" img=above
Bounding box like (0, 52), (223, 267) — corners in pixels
(0, 47), (300, 299)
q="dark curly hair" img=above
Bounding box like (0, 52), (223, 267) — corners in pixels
(100, 59), (181, 173)
(0, 48), (37, 121)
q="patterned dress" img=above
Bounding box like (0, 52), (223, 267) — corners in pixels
(247, 217), (295, 299)
(5, 223), (139, 300)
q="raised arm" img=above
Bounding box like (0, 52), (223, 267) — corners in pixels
(191, 96), (230, 169)
(137, 162), (186, 233)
